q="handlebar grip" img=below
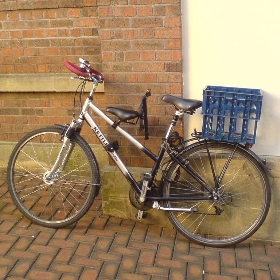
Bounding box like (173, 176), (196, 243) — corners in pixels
(64, 61), (104, 81)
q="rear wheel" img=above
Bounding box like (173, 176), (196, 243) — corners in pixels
(164, 141), (271, 247)
(7, 126), (100, 228)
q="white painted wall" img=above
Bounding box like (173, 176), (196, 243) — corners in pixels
(182, 0), (280, 156)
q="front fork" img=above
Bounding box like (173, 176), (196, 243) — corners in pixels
(44, 124), (77, 183)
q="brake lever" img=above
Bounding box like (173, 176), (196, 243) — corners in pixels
(79, 58), (91, 68)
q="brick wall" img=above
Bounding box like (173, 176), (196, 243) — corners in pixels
(0, 0), (182, 167)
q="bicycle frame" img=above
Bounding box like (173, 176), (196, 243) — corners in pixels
(53, 82), (212, 203)
(46, 81), (218, 205)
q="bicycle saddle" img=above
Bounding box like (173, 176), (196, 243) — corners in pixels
(162, 95), (202, 113)
(106, 107), (141, 122)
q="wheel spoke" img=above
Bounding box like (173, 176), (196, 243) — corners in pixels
(7, 127), (100, 228)
(164, 142), (270, 247)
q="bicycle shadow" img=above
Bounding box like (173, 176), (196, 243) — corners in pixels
(252, 90), (280, 156)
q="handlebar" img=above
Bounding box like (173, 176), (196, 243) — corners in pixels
(64, 59), (104, 83)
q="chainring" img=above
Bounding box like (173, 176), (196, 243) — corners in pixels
(129, 187), (153, 211)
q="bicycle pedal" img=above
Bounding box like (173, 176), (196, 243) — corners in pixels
(136, 210), (147, 220)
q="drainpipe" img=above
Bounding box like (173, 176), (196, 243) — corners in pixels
(181, 0), (189, 140)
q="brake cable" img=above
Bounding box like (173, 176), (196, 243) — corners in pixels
(72, 80), (86, 119)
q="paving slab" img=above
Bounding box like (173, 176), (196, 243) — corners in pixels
(0, 169), (279, 280)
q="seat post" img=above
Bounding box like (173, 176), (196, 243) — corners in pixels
(163, 109), (184, 141)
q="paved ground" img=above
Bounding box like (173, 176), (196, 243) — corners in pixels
(0, 169), (279, 280)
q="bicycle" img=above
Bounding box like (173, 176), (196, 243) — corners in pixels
(7, 58), (271, 247)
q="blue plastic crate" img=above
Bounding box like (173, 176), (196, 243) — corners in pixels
(202, 86), (262, 144)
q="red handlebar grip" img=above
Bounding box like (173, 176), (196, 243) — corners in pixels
(63, 61), (104, 80)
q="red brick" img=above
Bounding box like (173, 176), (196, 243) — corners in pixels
(98, 6), (113, 17)
(79, 269), (99, 280)
(0, 30), (9, 39)
(157, 244), (173, 259)
(33, 29), (45, 38)
(10, 259), (34, 277)
(255, 270), (273, 280)
(115, 6), (137, 17)
(32, 254), (55, 270)
(156, 258), (186, 269)
(7, 250), (39, 260)
(221, 266), (254, 278)
(123, 29), (138, 40)
(22, 29), (33, 38)
(84, 0), (97, 6)
(13, 237), (34, 251)
(137, 264), (169, 276)
(48, 239), (77, 249)
(0, 257), (17, 267)
(112, 232), (130, 246)
(235, 245), (252, 261)
(0, 267), (10, 280)
(138, 250), (156, 265)
(91, 251), (122, 262)
(27, 270), (61, 280)
(204, 257), (221, 274)
(55, 248), (75, 263)
(270, 263), (280, 279)
(187, 262), (204, 279)
(70, 256), (102, 268)
(60, 274), (78, 280)
(75, 243), (93, 257)
(45, 10), (56, 19)
(49, 263), (82, 274)
(156, 27), (181, 39)
(10, 30), (22, 38)
(157, 50), (182, 61)
(130, 0), (162, 5)
(118, 272), (152, 280)
(119, 255), (138, 271)
(68, 8), (81, 18)
(0, 221), (16, 233)
(205, 275), (237, 280)
(1, 49), (13, 56)
(238, 260), (269, 271)
(7, 11), (19, 20)
(165, 16), (181, 27)
(132, 17), (163, 28)
(138, 28), (155, 39)
(221, 250), (236, 267)
(99, 262), (119, 278)
(138, 6), (153, 16)
(165, 39), (182, 49)
(133, 62), (165, 72)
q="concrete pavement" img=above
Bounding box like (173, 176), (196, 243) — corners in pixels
(0, 169), (279, 280)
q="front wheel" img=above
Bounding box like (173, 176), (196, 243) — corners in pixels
(7, 126), (100, 228)
(164, 141), (271, 247)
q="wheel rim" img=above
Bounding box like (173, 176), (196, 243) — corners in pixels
(165, 143), (270, 246)
(9, 129), (97, 226)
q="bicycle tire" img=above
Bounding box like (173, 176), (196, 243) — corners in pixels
(7, 126), (100, 228)
(164, 141), (271, 247)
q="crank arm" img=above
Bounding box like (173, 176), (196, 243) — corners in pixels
(152, 202), (198, 212)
